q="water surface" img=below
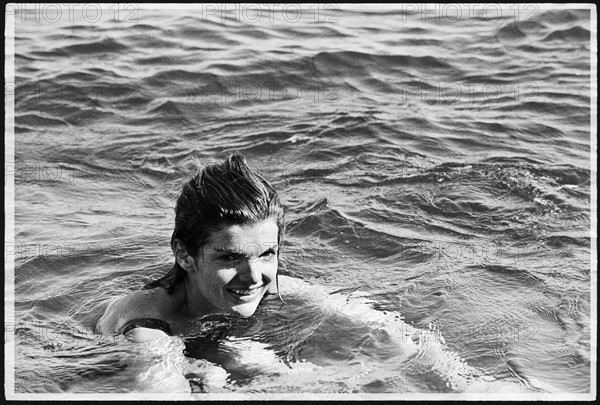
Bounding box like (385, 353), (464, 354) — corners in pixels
(11, 5), (592, 395)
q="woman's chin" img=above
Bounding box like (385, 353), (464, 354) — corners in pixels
(228, 302), (260, 318)
(221, 287), (268, 318)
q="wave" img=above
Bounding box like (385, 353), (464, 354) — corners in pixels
(146, 100), (189, 117)
(62, 38), (128, 54)
(496, 23), (527, 40)
(536, 9), (589, 24)
(129, 23), (164, 31)
(16, 113), (69, 127)
(543, 235), (590, 248)
(276, 25), (351, 39)
(497, 101), (585, 115)
(311, 51), (455, 72)
(543, 26), (590, 42)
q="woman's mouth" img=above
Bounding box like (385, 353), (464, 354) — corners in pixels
(228, 288), (259, 296)
(225, 285), (264, 300)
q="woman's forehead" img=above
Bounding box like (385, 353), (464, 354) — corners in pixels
(207, 219), (279, 248)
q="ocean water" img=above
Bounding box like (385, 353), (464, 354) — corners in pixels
(8, 5), (593, 395)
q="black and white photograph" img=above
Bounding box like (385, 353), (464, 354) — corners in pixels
(4, 3), (596, 400)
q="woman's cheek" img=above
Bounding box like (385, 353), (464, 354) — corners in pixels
(266, 262), (278, 282)
(215, 268), (237, 284)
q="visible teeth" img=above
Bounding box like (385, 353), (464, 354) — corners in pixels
(230, 288), (259, 296)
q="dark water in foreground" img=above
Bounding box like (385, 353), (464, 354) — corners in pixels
(10, 5), (592, 394)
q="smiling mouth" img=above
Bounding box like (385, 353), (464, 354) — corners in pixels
(226, 285), (263, 298)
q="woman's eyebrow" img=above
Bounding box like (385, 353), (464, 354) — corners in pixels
(213, 245), (278, 254)
(213, 247), (244, 254)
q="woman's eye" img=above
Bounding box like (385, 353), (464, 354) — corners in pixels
(220, 255), (238, 262)
(261, 250), (276, 261)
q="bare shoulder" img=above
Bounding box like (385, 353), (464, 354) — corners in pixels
(96, 288), (175, 334)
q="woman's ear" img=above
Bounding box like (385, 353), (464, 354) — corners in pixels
(173, 239), (195, 272)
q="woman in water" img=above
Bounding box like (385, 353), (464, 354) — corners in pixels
(96, 153), (552, 394)
(97, 153), (285, 341)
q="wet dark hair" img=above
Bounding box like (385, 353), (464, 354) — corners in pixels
(143, 153), (285, 294)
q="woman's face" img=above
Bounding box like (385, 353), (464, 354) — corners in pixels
(183, 219), (279, 318)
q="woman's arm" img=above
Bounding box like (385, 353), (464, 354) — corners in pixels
(277, 275), (555, 393)
(96, 290), (230, 393)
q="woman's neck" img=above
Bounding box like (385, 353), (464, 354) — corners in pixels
(180, 279), (221, 317)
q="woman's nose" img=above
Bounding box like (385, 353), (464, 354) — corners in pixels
(238, 259), (263, 284)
